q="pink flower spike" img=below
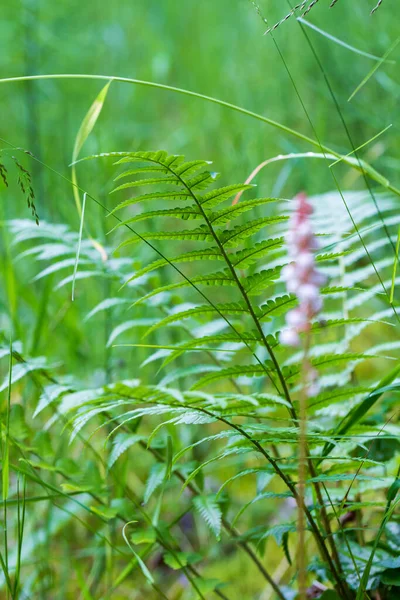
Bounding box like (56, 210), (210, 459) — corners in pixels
(297, 283), (320, 302)
(286, 309), (308, 329)
(296, 253), (314, 271)
(281, 192), (326, 349)
(280, 329), (300, 347)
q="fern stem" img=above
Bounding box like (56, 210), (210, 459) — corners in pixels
(297, 334), (310, 599)
(170, 160), (296, 409)
(106, 382), (344, 594)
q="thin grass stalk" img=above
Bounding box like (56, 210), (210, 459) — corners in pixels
(297, 332), (310, 599)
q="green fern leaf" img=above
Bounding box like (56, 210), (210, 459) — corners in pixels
(109, 205), (202, 230)
(143, 463), (167, 504)
(220, 216), (288, 247)
(84, 298), (130, 321)
(260, 295), (297, 321)
(191, 363), (276, 390)
(231, 238), (284, 268)
(107, 319), (158, 346)
(118, 226), (215, 244)
(111, 176), (180, 193)
(174, 159), (213, 178)
(284, 353), (377, 381)
(144, 303), (252, 337)
(186, 170), (219, 190)
(198, 184), (255, 209)
(242, 268), (281, 295)
(109, 191), (191, 214)
(193, 495), (222, 540)
(124, 249), (223, 284)
(33, 384), (70, 418)
(108, 433), (145, 469)
(133, 270), (236, 306)
(113, 165), (170, 180)
(160, 331), (264, 368)
(233, 491), (293, 526)
(114, 150), (175, 165)
(207, 197), (280, 226)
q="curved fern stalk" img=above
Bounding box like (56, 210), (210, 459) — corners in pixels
(77, 381), (340, 566)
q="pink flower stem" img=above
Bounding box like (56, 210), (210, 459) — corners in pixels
(298, 330), (311, 600)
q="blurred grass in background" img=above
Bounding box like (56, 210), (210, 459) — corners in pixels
(0, 1), (399, 597)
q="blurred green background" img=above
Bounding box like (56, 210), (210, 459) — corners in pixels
(0, 3), (399, 596)
(1, 0), (399, 209)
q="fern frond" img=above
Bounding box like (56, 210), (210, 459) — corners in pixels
(208, 197), (281, 225)
(144, 303), (253, 338)
(132, 270), (236, 307)
(113, 165), (170, 180)
(108, 433), (145, 469)
(109, 205), (202, 229)
(199, 184), (255, 209)
(260, 295), (297, 320)
(124, 249), (223, 284)
(193, 496), (222, 540)
(220, 216), (287, 247)
(242, 268), (282, 295)
(191, 364), (276, 390)
(109, 191), (192, 214)
(160, 331), (265, 369)
(231, 238), (284, 268)
(117, 227), (215, 244)
(111, 176), (181, 193)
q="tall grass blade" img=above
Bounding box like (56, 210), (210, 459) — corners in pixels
(72, 192), (87, 302)
(389, 224), (400, 304)
(298, 18), (395, 63)
(349, 36), (400, 101)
